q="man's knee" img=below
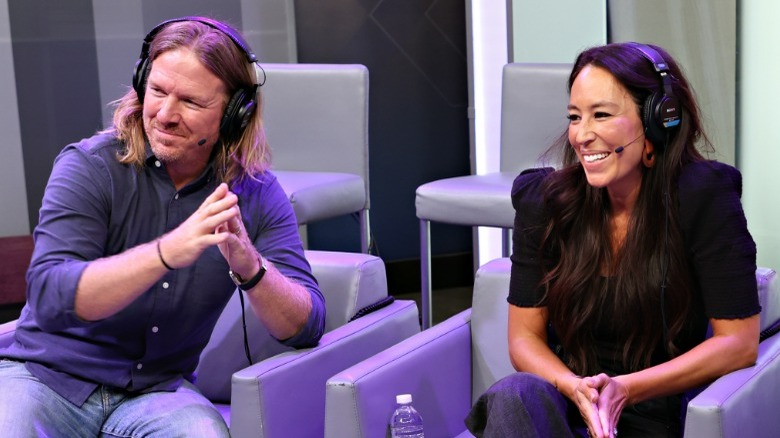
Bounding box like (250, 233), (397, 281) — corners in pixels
(101, 383), (229, 438)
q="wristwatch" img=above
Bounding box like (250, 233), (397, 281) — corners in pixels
(229, 255), (268, 291)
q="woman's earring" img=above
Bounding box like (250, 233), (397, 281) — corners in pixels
(643, 151), (656, 168)
(642, 144), (656, 168)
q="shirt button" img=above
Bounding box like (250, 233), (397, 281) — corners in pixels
(152, 326), (159, 333)
(174, 193), (179, 200)
(162, 282), (169, 289)
(154, 160), (161, 168)
(136, 363), (143, 370)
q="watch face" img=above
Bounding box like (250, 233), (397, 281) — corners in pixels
(229, 270), (244, 286)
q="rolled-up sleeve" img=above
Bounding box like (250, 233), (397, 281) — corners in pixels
(26, 145), (111, 332)
(240, 172), (326, 348)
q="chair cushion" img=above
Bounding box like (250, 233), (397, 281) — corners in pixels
(213, 403), (231, 426)
(274, 170), (366, 224)
(415, 172), (517, 227)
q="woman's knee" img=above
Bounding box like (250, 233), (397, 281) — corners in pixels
(487, 372), (557, 402)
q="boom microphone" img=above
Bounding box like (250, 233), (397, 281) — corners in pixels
(197, 138), (207, 146)
(614, 131), (645, 154)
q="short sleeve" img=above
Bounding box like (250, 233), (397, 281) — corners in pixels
(508, 167), (555, 307)
(678, 161), (759, 319)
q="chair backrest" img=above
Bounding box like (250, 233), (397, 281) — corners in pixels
(261, 63), (370, 208)
(194, 250), (387, 403)
(756, 267), (779, 334)
(499, 63), (571, 173)
(470, 257), (514, 402)
(469, 261), (778, 403)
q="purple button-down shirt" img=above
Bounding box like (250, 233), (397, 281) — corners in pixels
(1, 132), (325, 406)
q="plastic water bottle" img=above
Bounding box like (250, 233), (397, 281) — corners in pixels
(390, 393), (425, 438)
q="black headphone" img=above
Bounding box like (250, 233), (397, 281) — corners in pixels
(625, 42), (681, 149)
(132, 16), (265, 144)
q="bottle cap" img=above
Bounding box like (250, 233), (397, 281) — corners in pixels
(396, 394), (412, 404)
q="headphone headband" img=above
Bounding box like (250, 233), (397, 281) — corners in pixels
(624, 42), (681, 147)
(624, 42), (674, 98)
(137, 16), (264, 87)
(132, 16), (265, 144)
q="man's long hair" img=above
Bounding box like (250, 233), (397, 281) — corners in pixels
(108, 19), (270, 186)
(540, 42), (712, 375)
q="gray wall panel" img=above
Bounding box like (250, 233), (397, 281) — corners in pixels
(93, 1), (144, 127)
(4, 1), (302, 235)
(9, 0), (103, 231)
(295, 0), (471, 260)
(0, 0), (29, 237)
(608, 0), (736, 165)
(241, 0), (297, 63)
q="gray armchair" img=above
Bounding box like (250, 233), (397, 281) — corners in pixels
(415, 63), (570, 327)
(0, 250), (421, 438)
(262, 63), (372, 253)
(325, 258), (780, 438)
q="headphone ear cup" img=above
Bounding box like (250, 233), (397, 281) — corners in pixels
(132, 57), (151, 103)
(220, 88), (256, 143)
(642, 92), (665, 149)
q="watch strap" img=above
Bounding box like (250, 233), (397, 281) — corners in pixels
(230, 256), (267, 291)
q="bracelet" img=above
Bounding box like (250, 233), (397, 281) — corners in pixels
(157, 239), (174, 270)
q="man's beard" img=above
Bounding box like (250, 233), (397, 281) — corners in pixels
(146, 121), (186, 163)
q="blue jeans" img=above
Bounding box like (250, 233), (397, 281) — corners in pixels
(0, 359), (229, 437)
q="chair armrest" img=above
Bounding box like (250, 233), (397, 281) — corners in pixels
(684, 333), (780, 437)
(0, 319), (16, 348)
(325, 309), (473, 438)
(304, 250), (388, 331)
(229, 299), (420, 438)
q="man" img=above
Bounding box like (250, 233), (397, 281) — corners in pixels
(0, 17), (325, 436)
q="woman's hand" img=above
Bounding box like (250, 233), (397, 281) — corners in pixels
(574, 374), (628, 438)
(573, 375), (604, 437)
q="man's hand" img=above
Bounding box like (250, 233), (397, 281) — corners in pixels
(159, 183), (241, 269)
(215, 193), (260, 280)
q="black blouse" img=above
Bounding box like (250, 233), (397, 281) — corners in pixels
(508, 160), (760, 361)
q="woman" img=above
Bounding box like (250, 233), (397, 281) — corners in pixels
(466, 42), (760, 437)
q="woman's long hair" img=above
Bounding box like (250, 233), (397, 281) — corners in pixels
(541, 42), (712, 375)
(107, 19), (270, 187)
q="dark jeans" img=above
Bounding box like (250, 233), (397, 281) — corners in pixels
(465, 372), (678, 438)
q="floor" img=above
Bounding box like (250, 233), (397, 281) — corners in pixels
(0, 304), (23, 324)
(392, 285), (473, 326)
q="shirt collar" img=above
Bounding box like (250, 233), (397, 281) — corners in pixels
(143, 142), (218, 194)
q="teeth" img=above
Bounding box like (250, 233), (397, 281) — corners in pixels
(584, 153), (609, 163)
